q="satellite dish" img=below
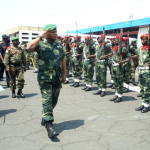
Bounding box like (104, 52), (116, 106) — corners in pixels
(129, 13), (133, 20)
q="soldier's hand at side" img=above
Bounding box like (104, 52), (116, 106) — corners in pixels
(118, 61), (123, 64)
(62, 75), (66, 83)
(41, 28), (51, 38)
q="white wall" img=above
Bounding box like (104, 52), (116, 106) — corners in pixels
(137, 27), (149, 48)
(19, 30), (43, 44)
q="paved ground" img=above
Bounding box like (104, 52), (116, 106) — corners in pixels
(0, 68), (150, 150)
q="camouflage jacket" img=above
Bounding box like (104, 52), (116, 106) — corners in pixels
(138, 45), (149, 67)
(35, 38), (65, 82)
(83, 44), (96, 62)
(112, 46), (130, 63)
(96, 43), (112, 61)
(4, 45), (26, 70)
(129, 45), (138, 56)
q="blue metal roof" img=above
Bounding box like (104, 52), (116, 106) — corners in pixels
(68, 17), (150, 34)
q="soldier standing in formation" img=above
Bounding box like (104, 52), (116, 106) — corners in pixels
(27, 24), (66, 138)
(93, 34), (112, 96)
(4, 37), (26, 98)
(135, 34), (150, 113)
(82, 36), (96, 91)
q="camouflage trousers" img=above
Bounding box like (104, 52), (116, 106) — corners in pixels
(131, 59), (139, 79)
(96, 62), (107, 89)
(112, 65), (123, 95)
(107, 59), (113, 80)
(73, 61), (82, 81)
(66, 56), (71, 78)
(38, 81), (62, 122)
(123, 62), (131, 84)
(139, 69), (150, 105)
(9, 66), (25, 91)
(83, 60), (94, 85)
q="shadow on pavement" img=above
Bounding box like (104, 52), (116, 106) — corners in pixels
(0, 95), (9, 99)
(122, 96), (138, 102)
(25, 93), (38, 98)
(51, 120), (84, 142)
(0, 109), (17, 123)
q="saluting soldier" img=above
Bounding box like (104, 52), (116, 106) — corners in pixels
(4, 37), (26, 98)
(27, 24), (66, 138)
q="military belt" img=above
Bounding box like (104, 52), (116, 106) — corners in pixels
(84, 59), (90, 62)
(10, 63), (21, 66)
(112, 63), (119, 66)
(139, 66), (149, 70)
(97, 59), (105, 63)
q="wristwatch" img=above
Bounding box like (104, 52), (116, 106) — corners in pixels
(37, 36), (43, 41)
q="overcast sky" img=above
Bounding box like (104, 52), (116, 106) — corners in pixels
(0, 0), (149, 39)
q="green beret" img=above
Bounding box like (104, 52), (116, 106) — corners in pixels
(131, 39), (137, 42)
(11, 37), (19, 41)
(43, 24), (57, 31)
(2, 34), (9, 38)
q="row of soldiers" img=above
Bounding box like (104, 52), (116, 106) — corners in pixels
(60, 30), (150, 113)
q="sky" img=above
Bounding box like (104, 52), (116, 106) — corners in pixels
(0, 0), (149, 40)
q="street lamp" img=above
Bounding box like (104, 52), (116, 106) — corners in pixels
(129, 13), (133, 27)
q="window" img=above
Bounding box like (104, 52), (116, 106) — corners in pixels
(22, 33), (29, 35)
(22, 37), (28, 39)
(32, 33), (38, 36)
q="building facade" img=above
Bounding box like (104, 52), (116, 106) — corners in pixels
(7, 26), (43, 44)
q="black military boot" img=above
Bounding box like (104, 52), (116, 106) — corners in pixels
(107, 83), (113, 88)
(93, 90), (101, 95)
(135, 105), (144, 111)
(100, 91), (105, 97)
(74, 82), (79, 87)
(111, 84), (115, 89)
(45, 121), (58, 138)
(41, 118), (46, 126)
(81, 86), (87, 90)
(85, 87), (92, 91)
(123, 87), (129, 93)
(114, 97), (122, 103)
(110, 96), (118, 101)
(141, 107), (149, 113)
(17, 89), (25, 98)
(63, 80), (69, 84)
(137, 93), (142, 97)
(12, 90), (16, 98)
(132, 79), (138, 86)
(70, 82), (76, 86)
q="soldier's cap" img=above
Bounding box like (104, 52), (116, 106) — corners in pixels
(64, 36), (68, 39)
(85, 36), (90, 40)
(11, 37), (19, 41)
(140, 34), (148, 39)
(43, 24), (57, 31)
(122, 37), (128, 41)
(2, 34), (9, 39)
(131, 39), (137, 42)
(75, 35), (81, 39)
(57, 36), (61, 39)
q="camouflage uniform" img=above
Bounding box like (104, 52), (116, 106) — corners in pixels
(122, 47), (131, 88)
(112, 46), (124, 97)
(71, 42), (84, 83)
(35, 39), (65, 122)
(138, 46), (150, 107)
(33, 52), (38, 70)
(21, 44), (30, 69)
(83, 44), (96, 87)
(4, 45), (26, 91)
(129, 45), (139, 80)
